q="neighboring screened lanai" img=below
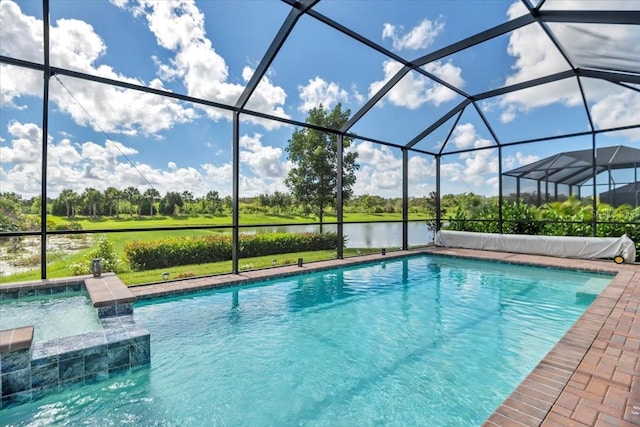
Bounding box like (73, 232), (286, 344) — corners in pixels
(503, 146), (640, 207)
(0, 0), (639, 278)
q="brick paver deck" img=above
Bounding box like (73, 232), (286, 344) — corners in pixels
(129, 247), (639, 426)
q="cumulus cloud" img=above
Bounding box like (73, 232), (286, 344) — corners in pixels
(0, 0), (199, 135)
(382, 18), (444, 51)
(351, 141), (437, 197)
(0, 121), (42, 165)
(353, 142), (402, 195)
(0, 0), (290, 136)
(436, 123), (499, 189)
(503, 151), (540, 170)
(368, 60), (461, 109)
(501, 0), (640, 140)
(298, 77), (350, 113)
(450, 123), (477, 150)
(116, 0), (290, 129)
(584, 79), (640, 140)
(0, 120), (237, 198)
(239, 133), (290, 179)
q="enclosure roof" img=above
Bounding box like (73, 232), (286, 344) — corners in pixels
(2, 0), (638, 155)
(502, 146), (640, 186)
(1, 0), (640, 202)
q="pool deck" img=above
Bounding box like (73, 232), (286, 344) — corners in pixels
(129, 247), (639, 426)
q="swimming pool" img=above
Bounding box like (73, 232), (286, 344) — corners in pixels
(1, 255), (611, 426)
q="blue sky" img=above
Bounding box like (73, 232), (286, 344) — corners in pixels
(1, 0), (638, 200)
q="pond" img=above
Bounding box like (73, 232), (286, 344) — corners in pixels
(243, 222), (433, 248)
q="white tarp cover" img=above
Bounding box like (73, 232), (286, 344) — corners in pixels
(435, 230), (637, 263)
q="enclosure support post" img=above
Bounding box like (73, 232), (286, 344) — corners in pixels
(336, 134), (344, 259)
(40, 0), (51, 280)
(232, 112), (240, 273)
(545, 177), (549, 204)
(498, 146), (503, 234)
(436, 155), (441, 233)
(402, 148), (408, 250)
(591, 134), (597, 237)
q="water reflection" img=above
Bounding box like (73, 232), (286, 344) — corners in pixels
(242, 222), (433, 248)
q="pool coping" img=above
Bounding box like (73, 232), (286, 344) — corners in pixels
(128, 247), (639, 427)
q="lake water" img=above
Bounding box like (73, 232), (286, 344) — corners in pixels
(245, 222), (433, 248)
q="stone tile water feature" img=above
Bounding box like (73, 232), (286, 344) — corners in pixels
(0, 274), (150, 408)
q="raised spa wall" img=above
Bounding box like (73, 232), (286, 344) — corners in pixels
(0, 273), (150, 409)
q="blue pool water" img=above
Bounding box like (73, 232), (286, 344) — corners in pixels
(1, 256), (611, 426)
(0, 292), (101, 342)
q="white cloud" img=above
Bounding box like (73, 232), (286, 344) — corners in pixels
(241, 66), (290, 130)
(0, 120), (238, 198)
(587, 82), (640, 140)
(352, 141), (401, 196)
(450, 123), (477, 150)
(503, 152), (540, 170)
(500, 110), (516, 124)
(502, 0), (640, 141)
(368, 60), (461, 109)
(0, 122), (44, 196)
(0, 0), (199, 136)
(382, 18), (444, 51)
(461, 147), (497, 177)
(351, 84), (365, 105)
(239, 133), (289, 179)
(348, 142), (438, 197)
(118, 0), (290, 129)
(0, 0), (42, 63)
(0, 0), (289, 136)
(0, 122), (41, 165)
(437, 123), (499, 189)
(298, 77), (349, 113)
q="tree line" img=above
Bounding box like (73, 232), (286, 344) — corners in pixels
(0, 189), (434, 225)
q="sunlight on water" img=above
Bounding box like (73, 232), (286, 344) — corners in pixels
(1, 256), (610, 426)
(0, 292), (101, 342)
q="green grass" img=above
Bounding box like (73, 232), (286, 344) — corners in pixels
(3, 212), (424, 286)
(118, 249), (371, 286)
(1, 247), (375, 287)
(47, 212), (429, 230)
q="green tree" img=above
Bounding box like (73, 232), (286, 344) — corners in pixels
(29, 195), (42, 215)
(181, 191), (195, 214)
(205, 190), (222, 214)
(159, 192), (184, 216)
(82, 188), (102, 218)
(0, 192), (24, 232)
(58, 189), (80, 218)
(285, 104), (359, 231)
(103, 187), (122, 217)
(124, 186), (141, 216)
(143, 188), (160, 216)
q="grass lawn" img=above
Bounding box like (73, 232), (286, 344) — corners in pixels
(1, 247), (375, 286)
(47, 212), (428, 230)
(4, 212), (421, 286)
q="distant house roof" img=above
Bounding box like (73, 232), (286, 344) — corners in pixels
(502, 146), (640, 187)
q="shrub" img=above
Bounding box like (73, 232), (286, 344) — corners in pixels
(91, 235), (125, 273)
(174, 272), (195, 279)
(70, 235), (126, 276)
(53, 221), (83, 231)
(124, 232), (341, 271)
